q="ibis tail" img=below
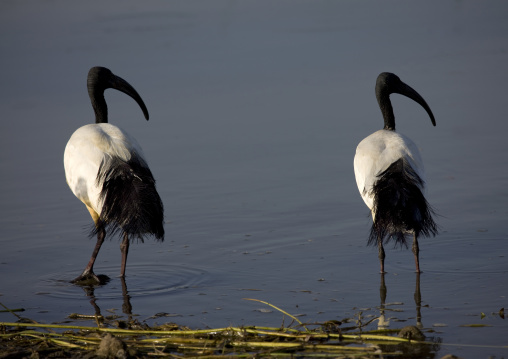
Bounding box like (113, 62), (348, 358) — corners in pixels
(368, 157), (438, 248)
(94, 155), (164, 241)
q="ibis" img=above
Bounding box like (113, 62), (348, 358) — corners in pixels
(64, 66), (164, 284)
(353, 72), (438, 273)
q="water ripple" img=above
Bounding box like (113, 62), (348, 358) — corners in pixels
(36, 263), (209, 300)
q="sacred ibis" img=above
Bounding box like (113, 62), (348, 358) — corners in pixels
(64, 66), (164, 284)
(353, 72), (438, 273)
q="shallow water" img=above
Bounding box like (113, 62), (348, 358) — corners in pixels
(1, 1), (507, 358)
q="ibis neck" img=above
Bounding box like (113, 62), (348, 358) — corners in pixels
(89, 90), (108, 124)
(377, 93), (395, 131)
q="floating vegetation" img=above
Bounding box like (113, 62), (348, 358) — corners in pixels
(0, 300), (444, 358)
(459, 324), (492, 328)
(0, 320), (439, 358)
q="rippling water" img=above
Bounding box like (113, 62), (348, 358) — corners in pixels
(1, 1), (507, 358)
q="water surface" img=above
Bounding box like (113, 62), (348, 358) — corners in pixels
(1, 1), (507, 358)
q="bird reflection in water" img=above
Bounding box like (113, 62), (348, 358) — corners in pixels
(78, 277), (134, 325)
(377, 274), (441, 358)
(378, 273), (423, 330)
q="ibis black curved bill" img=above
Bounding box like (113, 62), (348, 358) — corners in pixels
(375, 72), (435, 131)
(87, 66), (149, 123)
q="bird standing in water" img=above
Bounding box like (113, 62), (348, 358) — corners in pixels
(64, 67), (164, 285)
(354, 72), (438, 273)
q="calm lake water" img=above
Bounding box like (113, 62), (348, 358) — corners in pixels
(1, 1), (507, 358)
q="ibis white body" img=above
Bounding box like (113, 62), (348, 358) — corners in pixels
(64, 123), (145, 216)
(354, 129), (424, 213)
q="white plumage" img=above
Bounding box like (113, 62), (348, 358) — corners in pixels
(64, 123), (145, 216)
(354, 130), (424, 212)
(354, 72), (437, 273)
(64, 67), (164, 285)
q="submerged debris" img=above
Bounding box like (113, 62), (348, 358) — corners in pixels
(96, 333), (131, 359)
(397, 325), (425, 341)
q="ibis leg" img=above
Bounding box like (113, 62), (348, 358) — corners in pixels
(72, 206), (105, 284)
(414, 273), (422, 328)
(412, 234), (421, 273)
(378, 237), (386, 274)
(72, 226), (105, 284)
(120, 233), (130, 277)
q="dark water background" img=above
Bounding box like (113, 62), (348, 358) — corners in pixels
(1, 1), (507, 358)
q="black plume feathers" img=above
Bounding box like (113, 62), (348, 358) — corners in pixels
(92, 154), (164, 242)
(368, 158), (438, 248)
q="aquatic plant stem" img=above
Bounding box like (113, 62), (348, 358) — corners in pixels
(243, 298), (309, 331)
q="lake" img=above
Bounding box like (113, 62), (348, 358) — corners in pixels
(0, 1), (507, 358)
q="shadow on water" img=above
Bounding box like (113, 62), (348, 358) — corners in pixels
(375, 273), (441, 358)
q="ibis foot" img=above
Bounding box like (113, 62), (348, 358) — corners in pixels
(71, 272), (110, 286)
